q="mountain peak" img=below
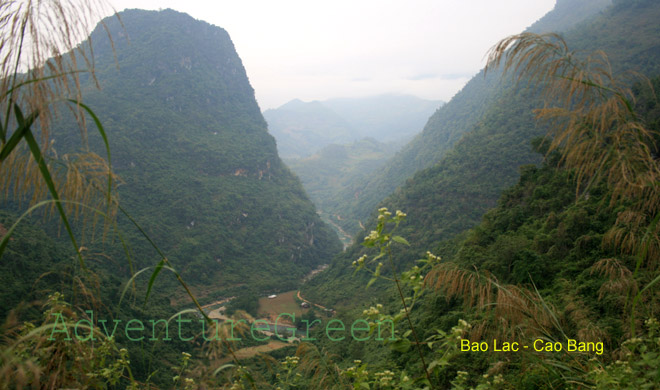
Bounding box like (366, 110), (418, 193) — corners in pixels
(69, 8), (342, 288)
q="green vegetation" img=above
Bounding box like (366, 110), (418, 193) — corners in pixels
(292, 2), (660, 388)
(271, 66), (659, 387)
(226, 292), (260, 317)
(306, 0), (660, 309)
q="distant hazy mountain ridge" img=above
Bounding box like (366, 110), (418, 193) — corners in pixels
(263, 95), (442, 158)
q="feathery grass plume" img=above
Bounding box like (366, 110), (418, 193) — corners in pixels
(295, 342), (348, 390)
(590, 257), (638, 302)
(556, 279), (608, 344)
(425, 264), (578, 342)
(0, 145), (121, 224)
(0, 0), (115, 139)
(485, 32), (660, 265)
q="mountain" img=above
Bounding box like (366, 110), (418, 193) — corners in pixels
(55, 8), (342, 296)
(326, 0), (615, 235)
(263, 95), (442, 158)
(4, 1), (660, 388)
(323, 94), (443, 143)
(262, 99), (354, 158)
(527, 0), (612, 33)
(0, 8), (345, 386)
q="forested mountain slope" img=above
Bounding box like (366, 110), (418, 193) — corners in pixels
(1, 8), (343, 386)
(296, 14), (660, 384)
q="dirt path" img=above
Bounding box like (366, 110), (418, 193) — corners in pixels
(201, 297), (234, 309)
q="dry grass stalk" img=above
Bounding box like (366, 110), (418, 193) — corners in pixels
(296, 343), (347, 390)
(0, 0), (115, 140)
(425, 264), (606, 344)
(0, 146), (121, 237)
(0, 1), (120, 230)
(590, 258), (638, 301)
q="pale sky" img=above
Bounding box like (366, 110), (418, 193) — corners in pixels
(105, 1), (556, 110)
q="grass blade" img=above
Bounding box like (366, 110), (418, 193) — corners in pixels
(0, 113), (33, 161)
(66, 99), (113, 214)
(145, 258), (165, 305)
(18, 104), (85, 269)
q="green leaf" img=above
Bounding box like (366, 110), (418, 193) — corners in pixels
(362, 240), (375, 248)
(0, 114), (33, 161)
(20, 108), (85, 269)
(367, 277), (377, 288)
(213, 364), (236, 376)
(392, 235), (410, 246)
(145, 258), (166, 304)
(118, 266), (154, 309)
(390, 338), (411, 353)
(66, 99), (114, 214)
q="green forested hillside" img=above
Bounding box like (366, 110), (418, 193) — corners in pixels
(0, 8), (340, 385)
